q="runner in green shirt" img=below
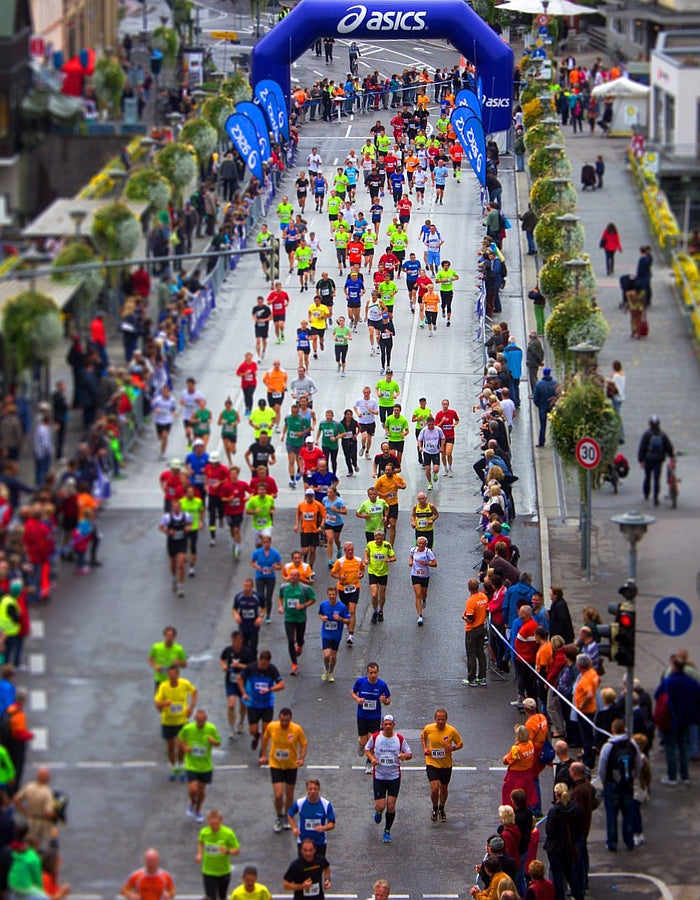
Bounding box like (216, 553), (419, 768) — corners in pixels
(363, 531), (396, 624)
(178, 709), (221, 822)
(245, 484), (275, 542)
(334, 227), (350, 275)
(356, 486), (389, 543)
(281, 405), (308, 487)
(317, 410), (343, 471)
(412, 398), (432, 466)
(383, 403), (410, 465)
(218, 398), (240, 466)
(376, 132), (391, 155)
(196, 810), (240, 891)
(333, 169), (349, 198)
(295, 240), (313, 291)
(249, 401), (276, 439)
(362, 230), (377, 272)
(435, 260), (460, 327)
(278, 569), (316, 675)
(277, 196), (293, 231)
(332, 318), (352, 376)
(181, 485), (204, 577)
(378, 275), (398, 312)
(257, 225), (273, 280)
(149, 626), (187, 690)
(376, 372), (400, 424)
(327, 192), (342, 225)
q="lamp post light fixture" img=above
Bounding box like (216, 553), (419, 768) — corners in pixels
(611, 509), (655, 733)
(107, 169), (128, 196)
(564, 256), (590, 299)
(556, 212), (580, 256)
(570, 340), (600, 377)
(68, 209), (88, 238)
(549, 176), (572, 207)
(22, 247), (52, 292)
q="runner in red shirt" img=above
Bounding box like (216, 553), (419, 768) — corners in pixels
(249, 464), (279, 499)
(266, 282), (290, 345)
(434, 399), (460, 478)
(347, 239), (364, 269)
(415, 269), (433, 325)
(390, 116), (404, 146)
(204, 452), (229, 546)
(377, 248), (400, 278)
(448, 141), (463, 182)
(383, 152), (398, 177)
(220, 466), (250, 559)
(236, 352), (258, 416)
(397, 195), (412, 226)
(298, 438), (326, 481)
(160, 461), (186, 512)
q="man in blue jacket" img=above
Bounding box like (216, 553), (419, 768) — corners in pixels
(533, 368), (558, 448)
(503, 337), (523, 408)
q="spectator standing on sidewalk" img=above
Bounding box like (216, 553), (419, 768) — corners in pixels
(533, 368), (558, 448)
(33, 414), (53, 487)
(654, 655), (700, 785)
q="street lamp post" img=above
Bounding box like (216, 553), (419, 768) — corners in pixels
(611, 510), (656, 735)
(68, 209), (88, 238)
(556, 212), (581, 257)
(564, 257), (590, 299)
(549, 176), (571, 207)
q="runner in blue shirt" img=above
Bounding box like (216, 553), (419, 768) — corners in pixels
(351, 662), (391, 760)
(322, 485), (347, 568)
(401, 253), (421, 313)
(353, 212), (369, 239)
(318, 585), (351, 681)
(185, 441), (209, 496)
(314, 172), (327, 212)
(251, 535), (282, 623)
(389, 170), (405, 206)
(434, 162), (449, 205)
(287, 778), (337, 847)
(344, 166), (358, 201)
(344, 273), (366, 331)
(237, 651), (285, 750)
(308, 460), (338, 503)
(370, 202), (384, 236)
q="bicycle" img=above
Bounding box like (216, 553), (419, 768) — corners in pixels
(667, 456), (680, 508)
(349, 55), (359, 77)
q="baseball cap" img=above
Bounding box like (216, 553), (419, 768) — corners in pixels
(382, 713), (394, 723)
(305, 436), (314, 443)
(522, 697), (537, 709)
(382, 312), (389, 319)
(304, 488), (315, 495)
(385, 367), (393, 373)
(489, 837), (505, 852)
(543, 367), (551, 377)
(170, 459), (182, 469)
(209, 451), (220, 463)
(193, 438), (204, 447)
(649, 414), (660, 425)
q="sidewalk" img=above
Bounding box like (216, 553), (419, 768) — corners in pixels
(514, 59), (700, 899)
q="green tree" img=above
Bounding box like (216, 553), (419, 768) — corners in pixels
(2, 291), (62, 378)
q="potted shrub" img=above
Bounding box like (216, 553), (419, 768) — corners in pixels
(534, 212), (585, 260)
(180, 118), (218, 166)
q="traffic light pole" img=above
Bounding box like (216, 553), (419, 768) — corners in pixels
(624, 543), (637, 738)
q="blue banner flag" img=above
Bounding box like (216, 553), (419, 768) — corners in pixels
(236, 101), (271, 162)
(255, 79), (289, 142)
(454, 89), (483, 123)
(224, 114), (263, 182)
(450, 107), (486, 187)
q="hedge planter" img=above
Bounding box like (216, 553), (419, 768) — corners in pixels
(530, 177), (578, 216)
(534, 212), (585, 261)
(528, 146), (572, 182)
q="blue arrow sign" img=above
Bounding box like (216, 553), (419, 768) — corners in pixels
(653, 596), (692, 637)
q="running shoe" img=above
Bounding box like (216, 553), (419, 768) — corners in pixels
(433, 473), (439, 482)
(448, 469), (453, 477)
(195, 812), (204, 824)
(189, 566), (196, 576)
(290, 664), (298, 676)
(371, 611), (378, 624)
(295, 644), (303, 657)
(186, 805), (194, 817)
(168, 767), (176, 782)
(417, 616), (423, 626)
(237, 722), (245, 734)
(478, 678), (487, 686)
(377, 610), (384, 622)
(439, 809), (447, 822)
(177, 585), (184, 597)
(328, 672), (335, 682)
(265, 615), (272, 624)
(328, 561), (333, 569)
(273, 817), (284, 833)
(446, 321), (451, 327)
(354, 464), (359, 472)
(462, 679), (477, 686)
(289, 480), (296, 488)
(179, 768), (186, 782)
(427, 483), (432, 490)
(321, 669), (328, 681)
(357, 744), (365, 757)
(374, 811), (382, 824)
(430, 809), (438, 823)
(382, 830), (392, 843)
(346, 634), (354, 645)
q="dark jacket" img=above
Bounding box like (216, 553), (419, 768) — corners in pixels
(655, 669), (700, 729)
(569, 777), (596, 836)
(549, 596), (574, 644)
(637, 427), (674, 465)
(544, 800), (582, 855)
(526, 337), (544, 369)
(533, 374), (558, 413)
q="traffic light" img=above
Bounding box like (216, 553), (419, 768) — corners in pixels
(269, 238), (280, 281)
(597, 622), (619, 661)
(607, 581), (638, 667)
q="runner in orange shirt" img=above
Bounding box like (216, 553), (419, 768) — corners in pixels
(262, 361), (288, 431)
(448, 142), (463, 182)
(120, 849), (175, 900)
(462, 578), (488, 686)
(330, 542), (365, 645)
(423, 288), (440, 336)
(374, 463), (407, 546)
(294, 489), (325, 567)
(281, 550), (314, 585)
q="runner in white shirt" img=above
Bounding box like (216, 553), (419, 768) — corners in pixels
(307, 148), (323, 176)
(180, 377), (205, 447)
(413, 168), (428, 207)
(365, 291), (387, 356)
(417, 418), (445, 488)
(152, 385), (178, 459)
(408, 536), (437, 625)
(364, 714), (411, 844)
(353, 387), (380, 459)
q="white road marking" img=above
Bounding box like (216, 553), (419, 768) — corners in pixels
(29, 653), (45, 675)
(29, 689), (47, 712)
(32, 727), (48, 751)
(306, 764), (341, 769)
(32, 619), (45, 639)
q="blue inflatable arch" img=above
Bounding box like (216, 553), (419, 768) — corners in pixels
(251, 0), (514, 132)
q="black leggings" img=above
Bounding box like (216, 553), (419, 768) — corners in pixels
(243, 385), (256, 410)
(208, 495), (224, 529)
(335, 344), (348, 363)
(255, 578), (276, 615)
(204, 874), (231, 900)
(285, 621), (307, 664)
(323, 447), (338, 473)
(342, 439), (358, 474)
(379, 340), (393, 368)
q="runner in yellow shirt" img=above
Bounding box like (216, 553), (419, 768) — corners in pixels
(307, 296), (331, 358)
(259, 708), (308, 832)
(155, 665), (198, 781)
(421, 708), (464, 822)
(363, 531), (396, 625)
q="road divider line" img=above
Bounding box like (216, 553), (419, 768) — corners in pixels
(29, 653), (45, 675)
(32, 728), (48, 751)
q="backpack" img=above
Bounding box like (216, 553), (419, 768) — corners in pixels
(653, 689), (673, 732)
(646, 433), (664, 462)
(498, 210), (507, 232)
(606, 738), (636, 788)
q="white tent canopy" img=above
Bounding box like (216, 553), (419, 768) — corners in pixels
(497, 0), (596, 15)
(591, 76), (651, 97)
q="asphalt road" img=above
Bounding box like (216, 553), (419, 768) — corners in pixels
(46, 8), (547, 897)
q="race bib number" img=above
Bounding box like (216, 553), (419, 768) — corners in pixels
(191, 745), (207, 757)
(255, 517), (268, 528)
(373, 553), (386, 561)
(325, 620), (338, 631)
(415, 567), (427, 577)
(342, 584), (357, 594)
(272, 392), (283, 399)
(303, 885), (320, 897)
(303, 512), (315, 520)
(362, 699), (377, 710)
(379, 755), (395, 766)
(254, 681), (269, 692)
(416, 518), (428, 529)
(304, 818), (322, 831)
(170, 703), (183, 714)
(431, 748), (445, 759)
(287, 597), (299, 609)
(204, 844), (223, 855)
(242, 608), (255, 618)
(274, 749), (290, 759)
(262, 567), (272, 575)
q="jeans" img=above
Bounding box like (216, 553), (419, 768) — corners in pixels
(516, 153), (524, 172)
(603, 781), (634, 849)
(611, 396), (624, 440)
(35, 453), (52, 487)
(663, 725), (690, 781)
(526, 230), (536, 254)
(643, 460), (662, 501)
(547, 851), (583, 900)
(574, 835), (589, 890)
(465, 625), (486, 681)
(537, 407), (548, 446)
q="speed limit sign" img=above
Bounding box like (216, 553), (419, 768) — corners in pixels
(575, 437), (601, 470)
(537, 13), (549, 25)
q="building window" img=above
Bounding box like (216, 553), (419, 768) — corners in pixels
(665, 93), (676, 145)
(633, 19), (646, 47)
